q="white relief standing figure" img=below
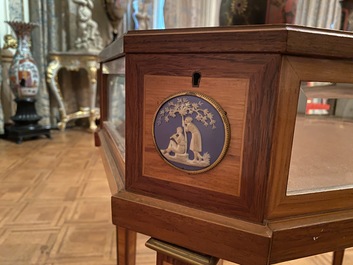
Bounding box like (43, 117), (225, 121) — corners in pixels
(184, 116), (203, 162)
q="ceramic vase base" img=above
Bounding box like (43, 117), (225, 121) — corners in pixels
(5, 124), (51, 144)
(4, 98), (51, 144)
(11, 98), (41, 125)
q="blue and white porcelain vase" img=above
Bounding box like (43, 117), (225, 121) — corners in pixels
(6, 21), (40, 99)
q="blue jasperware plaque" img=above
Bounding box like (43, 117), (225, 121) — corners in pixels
(153, 92), (230, 174)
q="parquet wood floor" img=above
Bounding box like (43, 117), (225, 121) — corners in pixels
(0, 129), (352, 265)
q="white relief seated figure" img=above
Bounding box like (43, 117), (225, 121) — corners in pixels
(184, 116), (203, 162)
(162, 127), (186, 156)
(73, 0), (102, 51)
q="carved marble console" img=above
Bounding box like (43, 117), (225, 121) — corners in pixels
(46, 52), (100, 131)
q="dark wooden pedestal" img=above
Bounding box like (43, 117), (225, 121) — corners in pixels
(5, 98), (51, 144)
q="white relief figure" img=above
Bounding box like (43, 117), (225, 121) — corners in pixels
(157, 97), (215, 168)
(73, 0), (103, 51)
(184, 116), (203, 162)
(162, 127), (186, 156)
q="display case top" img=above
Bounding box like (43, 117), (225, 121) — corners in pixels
(99, 24), (353, 62)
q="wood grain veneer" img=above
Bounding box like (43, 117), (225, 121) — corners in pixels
(125, 53), (280, 222)
(124, 25), (353, 59)
(111, 191), (272, 265)
(143, 75), (248, 196)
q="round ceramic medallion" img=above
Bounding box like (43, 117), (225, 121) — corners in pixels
(153, 92), (230, 174)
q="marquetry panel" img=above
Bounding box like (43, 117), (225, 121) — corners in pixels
(19, 155), (60, 169)
(0, 130), (117, 265)
(126, 53), (280, 222)
(79, 180), (112, 199)
(31, 181), (81, 201)
(68, 200), (112, 223)
(1, 168), (46, 183)
(46, 168), (84, 184)
(0, 205), (13, 226)
(57, 157), (91, 170)
(0, 183), (30, 202)
(8, 202), (68, 227)
(143, 75), (248, 196)
(0, 228), (58, 265)
(0, 157), (18, 170)
(50, 224), (115, 259)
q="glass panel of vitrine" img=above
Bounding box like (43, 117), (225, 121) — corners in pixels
(103, 58), (125, 159)
(287, 82), (353, 195)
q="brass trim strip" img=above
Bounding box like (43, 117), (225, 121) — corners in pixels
(145, 238), (219, 265)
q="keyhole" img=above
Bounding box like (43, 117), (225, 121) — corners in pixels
(192, 72), (201, 87)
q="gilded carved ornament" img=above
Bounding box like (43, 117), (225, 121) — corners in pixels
(3, 34), (18, 49)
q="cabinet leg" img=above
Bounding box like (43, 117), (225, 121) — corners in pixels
(332, 249), (345, 265)
(116, 226), (137, 265)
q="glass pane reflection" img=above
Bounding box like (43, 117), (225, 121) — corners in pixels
(287, 82), (353, 195)
(107, 74), (125, 158)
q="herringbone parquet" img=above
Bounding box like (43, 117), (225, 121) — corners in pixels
(0, 129), (154, 265)
(0, 129), (352, 265)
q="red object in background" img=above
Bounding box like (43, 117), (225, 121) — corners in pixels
(306, 99), (330, 114)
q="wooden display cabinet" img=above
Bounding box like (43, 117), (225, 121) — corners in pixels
(96, 25), (353, 265)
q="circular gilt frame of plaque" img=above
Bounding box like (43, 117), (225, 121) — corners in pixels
(153, 91), (230, 174)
